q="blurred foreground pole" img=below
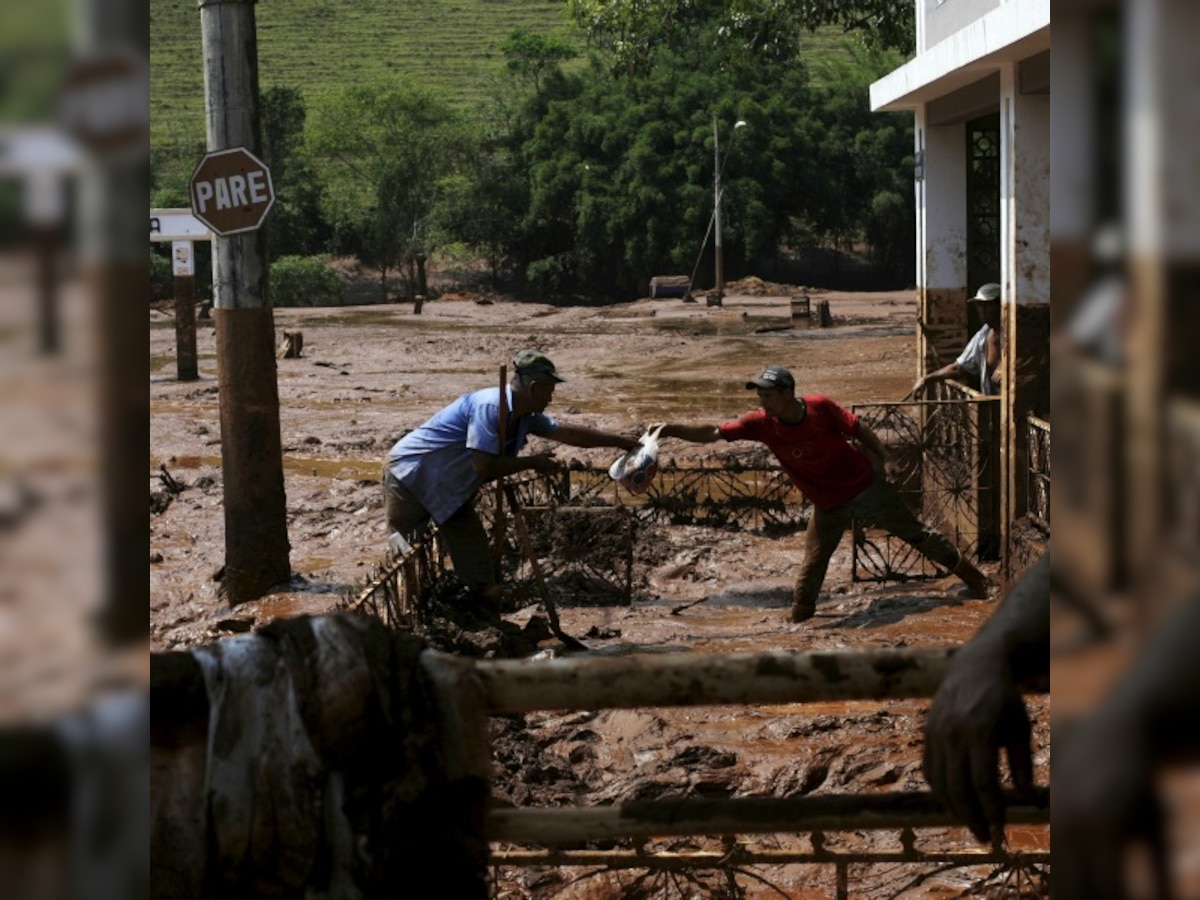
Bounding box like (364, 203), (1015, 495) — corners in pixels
(1124, 0), (1200, 581)
(198, 0), (290, 602)
(72, 0), (149, 643)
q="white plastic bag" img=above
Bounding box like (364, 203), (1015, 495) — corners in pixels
(608, 425), (664, 494)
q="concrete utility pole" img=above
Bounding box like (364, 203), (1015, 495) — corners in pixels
(198, 0), (290, 602)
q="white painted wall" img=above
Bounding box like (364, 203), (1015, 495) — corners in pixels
(924, 0), (1002, 52)
(917, 113), (968, 291)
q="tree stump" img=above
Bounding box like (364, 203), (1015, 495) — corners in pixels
(278, 331), (303, 358)
(815, 299), (833, 327)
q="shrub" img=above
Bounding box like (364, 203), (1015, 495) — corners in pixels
(150, 248), (173, 301)
(270, 255), (344, 307)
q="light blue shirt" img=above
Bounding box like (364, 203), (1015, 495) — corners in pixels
(386, 386), (558, 523)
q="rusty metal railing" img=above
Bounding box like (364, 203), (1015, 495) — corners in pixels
(418, 647), (1050, 899)
(1028, 415), (1050, 532)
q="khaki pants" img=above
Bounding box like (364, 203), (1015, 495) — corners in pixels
(794, 476), (973, 615)
(383, 468), (495, 594)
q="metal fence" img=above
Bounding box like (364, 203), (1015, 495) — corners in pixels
(347, 391), (1002, 619)
(420, 647), (1050, 899)
(851, 386), (1000, 583)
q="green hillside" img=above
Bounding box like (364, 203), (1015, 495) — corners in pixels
(150, 0), (581, 150)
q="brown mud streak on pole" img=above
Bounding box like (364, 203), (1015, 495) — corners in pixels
(215, 306), (290, 600)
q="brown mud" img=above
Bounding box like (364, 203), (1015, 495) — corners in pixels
(149, 280), (1049, 898)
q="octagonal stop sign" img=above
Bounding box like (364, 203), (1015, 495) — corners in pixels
(189, 147), (275, 236)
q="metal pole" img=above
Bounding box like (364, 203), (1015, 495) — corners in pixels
(198, 0), (290, 602)
(713, 117), (724, 306)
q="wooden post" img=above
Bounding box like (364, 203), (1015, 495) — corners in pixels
(33, 226), (60, 355)
(198, 0), (290, 602)
(474, 646), (958, 714)
(173, 241), (199, 380)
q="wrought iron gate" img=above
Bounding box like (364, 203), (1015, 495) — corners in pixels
(851, 395), (1001, 583)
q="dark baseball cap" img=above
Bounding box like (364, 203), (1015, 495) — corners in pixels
(745, 365), (795, 390)
(513, 349), (565, 382)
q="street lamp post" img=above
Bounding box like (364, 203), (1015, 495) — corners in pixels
(712, 117), (746, 306)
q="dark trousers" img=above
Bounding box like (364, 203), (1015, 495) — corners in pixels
(383, 468), (495, 594)
(794, 476), (974, 614)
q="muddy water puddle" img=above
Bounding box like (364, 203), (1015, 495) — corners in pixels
(151, 453), (381, 482)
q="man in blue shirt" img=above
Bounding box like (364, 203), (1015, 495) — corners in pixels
(384, 350), (640, 621)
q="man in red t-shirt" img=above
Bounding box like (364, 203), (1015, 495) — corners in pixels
(659, 365), (992, 621)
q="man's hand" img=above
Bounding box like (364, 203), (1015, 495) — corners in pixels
(526, 451), (562, 476)
(912, 375), (927, 397)
(922, 638), (1034, 843)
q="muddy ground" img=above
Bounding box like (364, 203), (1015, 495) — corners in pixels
(149, 279), (1050, 898)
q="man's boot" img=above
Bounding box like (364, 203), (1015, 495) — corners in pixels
(791, 581), (817, 623)
(463, 584), (503, 629)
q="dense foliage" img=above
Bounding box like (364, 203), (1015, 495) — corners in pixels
(150, 7), (916, 298)
(270, 255), (345, 307)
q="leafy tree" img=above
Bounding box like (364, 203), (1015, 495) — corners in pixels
(568, 0), (914, 76)
(307, 80), (467, 309)
(482, 18), (914, 294)
(500, 37), (822, 295)
(261, 87), (330, 257)
(500, 29), (578, 95)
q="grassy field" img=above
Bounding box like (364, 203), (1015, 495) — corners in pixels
(151, 0), (582, 151)
(151, 0), (861, 155)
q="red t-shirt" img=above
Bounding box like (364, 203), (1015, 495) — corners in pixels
(718, 396), (876, 511)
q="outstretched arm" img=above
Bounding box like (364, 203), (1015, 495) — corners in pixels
(914, 362), (965, 396)
(471, 449), (560, 481)
(549, 424), (640, 452)
(657, 423), (723, 443)
(922, 553), (1050, 843)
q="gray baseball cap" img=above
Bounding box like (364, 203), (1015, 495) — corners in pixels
(970, 283), (1001, 302)
(745, 365), (795, 390)
(513, 349), (565, 382)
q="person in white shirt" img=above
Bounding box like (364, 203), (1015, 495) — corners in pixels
(913, 283), (1003, 396)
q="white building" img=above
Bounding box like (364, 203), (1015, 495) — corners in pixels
(870, 0), (1050, 573)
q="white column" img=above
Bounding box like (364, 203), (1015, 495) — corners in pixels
(918, 112), (967, 292)
(999, 58), (1051, 560)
